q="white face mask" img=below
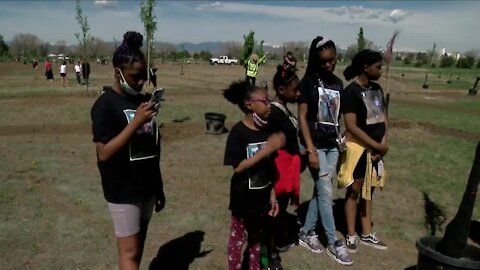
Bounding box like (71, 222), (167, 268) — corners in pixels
(118, 69), (140, 96)
(252, 112), (268, 128)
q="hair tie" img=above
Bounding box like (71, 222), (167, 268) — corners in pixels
(316, 37), (331, 48)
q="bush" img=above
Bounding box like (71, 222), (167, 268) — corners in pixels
(403, 58), (411, 65)
(456, 56), (475, 68)
(431, 63), (436, 68)
(440, 55), (455, 67)
(414, 61), (424, 67)
(477, 59), (480, 68)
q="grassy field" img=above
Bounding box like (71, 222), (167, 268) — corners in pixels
(0, 61), (479, 269)
(387, 63), (480, 91)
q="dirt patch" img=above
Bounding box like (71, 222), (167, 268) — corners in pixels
(390, 118), (413, 129)
(0, 123), (91, 136)
(390, 118), (479, 142)
(160, 122), (206, 143)
(419, 122), (480, 142)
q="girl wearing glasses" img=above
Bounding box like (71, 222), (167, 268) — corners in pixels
(223, 80), (284, 270)
(297, 36), (353, 265)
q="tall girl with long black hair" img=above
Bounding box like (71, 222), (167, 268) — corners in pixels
(297, 36), (353, 265)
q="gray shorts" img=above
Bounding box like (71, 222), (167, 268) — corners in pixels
(107, 197), (155, 237)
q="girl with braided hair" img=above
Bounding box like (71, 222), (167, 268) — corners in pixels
(91, 31), (165, 270)
(297, 36), (353, 265)
(259, 65), (301, 270)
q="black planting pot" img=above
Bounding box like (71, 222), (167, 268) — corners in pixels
(416, 236), (480, 270)
(204, 112), (227, 135)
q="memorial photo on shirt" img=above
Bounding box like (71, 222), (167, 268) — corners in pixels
(317, 87), (340, 126)
(124, 109), (159, 161)
(362, 90), (386, 125)
(246, 141), (271, 190)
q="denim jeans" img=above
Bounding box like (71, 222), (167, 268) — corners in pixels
(303, 146), (339, 246)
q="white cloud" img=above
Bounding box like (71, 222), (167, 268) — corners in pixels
(197, 3), (412, 25)
(196, 1), (224, 11)
(387, 9), (411, 23)
(94, 0), (117, 8)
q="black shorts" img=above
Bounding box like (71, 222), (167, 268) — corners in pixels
(353, 151), (367, 179)
(60, 73), (66, 77)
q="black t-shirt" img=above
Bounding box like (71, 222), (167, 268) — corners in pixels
(297, 74), (343, 148)
(91, 87), (161, 204)
(224, 121), (277, 218)
(341, 82), (386, 142)
(82, 63), (90, 79)
(265, 103), (299, 155)
(283, 57), (297, 70)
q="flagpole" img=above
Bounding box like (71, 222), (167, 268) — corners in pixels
(384, 31), (399, 111)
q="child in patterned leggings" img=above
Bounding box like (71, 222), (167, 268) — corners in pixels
(223, 80), (284, 270)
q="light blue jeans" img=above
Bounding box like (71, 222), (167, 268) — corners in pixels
(303, 146), (339, 246)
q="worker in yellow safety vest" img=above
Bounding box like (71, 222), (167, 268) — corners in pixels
(245, 52), (269, 86)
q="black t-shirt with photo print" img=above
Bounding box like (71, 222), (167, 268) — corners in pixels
(265, 104), (300, 156)
(297, 74), (344, 148)
(341, 82), (386, 142)
(224, 121), (277, 218)
(91, 87), (161, 204)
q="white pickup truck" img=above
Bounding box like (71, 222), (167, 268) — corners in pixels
(210, 56), (238, 65)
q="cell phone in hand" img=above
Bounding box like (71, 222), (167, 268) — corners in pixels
(149, 88), (164, 105)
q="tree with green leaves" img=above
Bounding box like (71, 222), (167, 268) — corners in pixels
(345, 28), (376, 62)
(440, 54), (455, 68)
(357, 27), (366, 51)
(75, 0), (93, 92)
(0, 34), (9, 56)
(140, 0), (157, 88)
(240, 30), (268, 68)
(9, 33), (42, 62)
(0, 34), (9, 62)
(241, 31), (255, 67)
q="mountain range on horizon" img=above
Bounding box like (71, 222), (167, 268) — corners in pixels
(5, 40), (348, 57)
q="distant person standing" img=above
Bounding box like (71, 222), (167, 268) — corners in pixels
(60, 61), (68, 87)
(245, 52), (269, 86)
(82, 60), (91, 85)
(74, 61), (82, 85)
(149, 65), (157, 88)
(44, 59), (54, 82)
(32, 59), (38, 69)
(283, 51), (297, 71)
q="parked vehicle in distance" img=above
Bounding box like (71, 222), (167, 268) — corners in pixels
(209, 56), (238, 65)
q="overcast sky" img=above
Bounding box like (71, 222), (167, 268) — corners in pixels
(1, 0), (478, 52)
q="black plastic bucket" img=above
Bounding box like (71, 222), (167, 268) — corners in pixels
(204, 112), (226, 135)
(416, 236), (480, 269)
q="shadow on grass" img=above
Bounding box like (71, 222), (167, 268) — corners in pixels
(149, 230), (212, 270)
